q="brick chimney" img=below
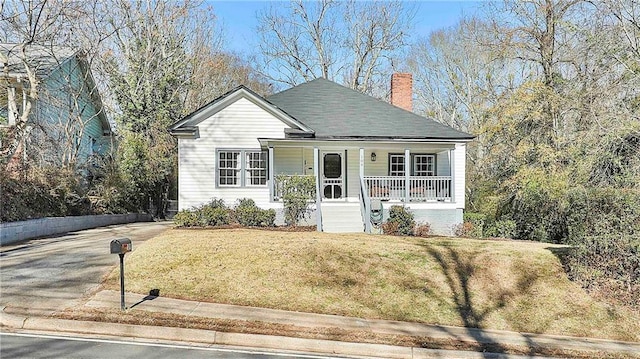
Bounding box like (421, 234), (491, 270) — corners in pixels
(390, 73), (412, 112)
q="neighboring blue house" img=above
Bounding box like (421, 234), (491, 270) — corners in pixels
(0, 43), (112, 169)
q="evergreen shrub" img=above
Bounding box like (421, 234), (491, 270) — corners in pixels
(383, 205), (415, 236)
(234, 198), (275, 227)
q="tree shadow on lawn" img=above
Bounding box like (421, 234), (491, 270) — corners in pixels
(421, 244), (546, 357)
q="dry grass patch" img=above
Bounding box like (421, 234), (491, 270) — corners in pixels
(104, 229), (640, 342)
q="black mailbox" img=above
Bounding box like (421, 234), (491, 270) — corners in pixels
(110, 238), (132, 254)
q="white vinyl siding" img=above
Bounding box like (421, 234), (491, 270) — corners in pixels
(274, 147), (304, 175)
(437, 151), (451, 176)
(346, 149), (359, 198)
(177, 97), (289, 210)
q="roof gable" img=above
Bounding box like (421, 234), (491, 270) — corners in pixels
(267, 78), (474, 140)
(170, 86), (313, 136)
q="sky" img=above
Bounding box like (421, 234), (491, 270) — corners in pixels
(208, 1), (482, 55)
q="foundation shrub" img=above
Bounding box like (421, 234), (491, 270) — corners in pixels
(173, 210), (200, 227)
(233, 198), (275, 227)
(414, 222), (432, 237)
(384, 205), (415, 236)
(381, 221), (399, 236)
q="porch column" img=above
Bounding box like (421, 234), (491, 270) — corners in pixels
(404, 148), (410, 203)
(268, 146), (274, 201)
(314, 147), (322, 231)
(359, 148), (364, 180)
(450, 148), (455, 203)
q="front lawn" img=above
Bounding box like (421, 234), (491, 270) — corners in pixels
(105, 229), (640, 342)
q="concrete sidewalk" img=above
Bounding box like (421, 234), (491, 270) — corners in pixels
(4, 289), (637, 358)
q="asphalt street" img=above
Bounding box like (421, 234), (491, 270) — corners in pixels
(0, 332), (344, 359)
(0, 222), (172, 316)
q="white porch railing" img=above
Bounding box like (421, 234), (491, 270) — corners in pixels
(363, 176), (452, 202)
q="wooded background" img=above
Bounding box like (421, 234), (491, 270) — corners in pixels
(1, 0), (638, 309)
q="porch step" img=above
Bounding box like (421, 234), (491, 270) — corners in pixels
(320, 204), (364, 233)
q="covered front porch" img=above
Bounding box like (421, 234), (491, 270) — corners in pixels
(267, 145), (457, 204)
(259, 139), (465, 233)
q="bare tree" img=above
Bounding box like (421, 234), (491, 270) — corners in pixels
(483, 0), (589, 147)
(257, 0), (414, 95)
(185, 51), (272, 111)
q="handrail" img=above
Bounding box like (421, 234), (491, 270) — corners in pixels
(316, 174), (322, 232)
(359, 175), (372, 233)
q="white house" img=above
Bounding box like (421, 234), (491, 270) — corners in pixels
(169, 74), (474, 234)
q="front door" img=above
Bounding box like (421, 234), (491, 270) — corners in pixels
(322, 152), (344, 199)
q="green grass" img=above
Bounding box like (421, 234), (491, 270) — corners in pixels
(105, 229), (640, 342)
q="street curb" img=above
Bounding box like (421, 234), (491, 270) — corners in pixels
(88, 289), (640, 356)
(2, 314), (413, 359)
(0, 311), (27, 329)
(3, 311), (639, 358)
(0, 313), (556, 359)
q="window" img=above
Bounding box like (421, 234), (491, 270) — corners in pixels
(389, 154), (405, 176)
(217, 149), (267, 187)
(413, 155), (435, 176)
(246, 151), (267, 186)
(218, 151), (240, 186)
(388, 153), (435, 176)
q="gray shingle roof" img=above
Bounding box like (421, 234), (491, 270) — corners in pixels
(0, 43), (77, 79)
(266, 78), (473, 140)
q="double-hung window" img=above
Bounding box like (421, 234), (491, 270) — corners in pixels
(217, 149), (267, 187)
(389, 154), (405, 177)
(413, 154), (435, 176)
(218, 151), (241, 186)
(245, 151), (267, 186)
(388, 153), (435, 176)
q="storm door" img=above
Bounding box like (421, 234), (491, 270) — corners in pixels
(321, 152), (344, 199)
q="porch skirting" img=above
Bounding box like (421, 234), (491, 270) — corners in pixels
(408, 208), (463, 236)
(273, 207), (318, 227)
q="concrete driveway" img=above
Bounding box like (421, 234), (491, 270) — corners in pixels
(0, 222), (172, 316)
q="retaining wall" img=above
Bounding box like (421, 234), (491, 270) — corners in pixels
(0, 213), (153, 246)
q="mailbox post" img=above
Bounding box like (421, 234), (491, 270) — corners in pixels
(110, 238), (132, 310)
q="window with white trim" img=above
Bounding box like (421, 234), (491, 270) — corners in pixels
(246, 151), (267, 186)
(218, 151), (241, 186)
(389, 154), (405, 176)
(413, 154), (435, 176)
(217, 149), (267, 187)
(388, 153), (436, 176)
